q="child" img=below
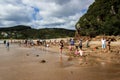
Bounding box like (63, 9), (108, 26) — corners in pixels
(74, 46), (79, 55)
(79, 49), (84, 56)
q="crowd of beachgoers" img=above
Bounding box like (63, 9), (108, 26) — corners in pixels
(1, 36), (120, 65)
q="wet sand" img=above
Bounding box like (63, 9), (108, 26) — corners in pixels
(0, 43), (120, 80)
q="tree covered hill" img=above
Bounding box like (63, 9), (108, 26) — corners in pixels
(0, 25), (75, 39)
(76, 0), (120, 37)
(0, 25), (31, 32)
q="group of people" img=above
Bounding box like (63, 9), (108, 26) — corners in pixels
(59, 37), (111, 57)
(59, 38), (86, 56)
(4, 40), (10, 49)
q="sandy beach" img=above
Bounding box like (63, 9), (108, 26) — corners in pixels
(0, 40), (120, 80)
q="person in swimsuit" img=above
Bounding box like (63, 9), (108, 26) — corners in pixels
(59, 40), (64, 55)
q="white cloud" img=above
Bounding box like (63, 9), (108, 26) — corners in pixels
(0, 0), (94, 29)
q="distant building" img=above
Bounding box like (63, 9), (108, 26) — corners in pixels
(1, 32), (8, 37)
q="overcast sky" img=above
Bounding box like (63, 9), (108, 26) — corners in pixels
(0, 0), (94, 30)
